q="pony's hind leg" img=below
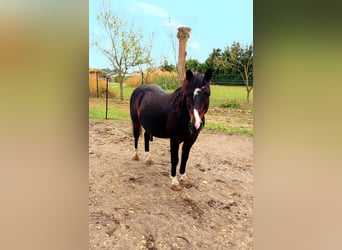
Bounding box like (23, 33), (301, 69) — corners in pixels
(132, 122), (140, 160)
(144, 131), (153, 165)
(170, 138), (180, 186)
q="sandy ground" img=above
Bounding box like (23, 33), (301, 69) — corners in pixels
(89, 119), (253, 249)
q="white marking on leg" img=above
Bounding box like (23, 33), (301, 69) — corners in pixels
(132, 149), (139, 160)
(171, 176), (179, 185)
(193, 108), (202, 129)
(145, 152), (153, 165)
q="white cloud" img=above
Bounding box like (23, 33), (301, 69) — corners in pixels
(130, 1), (184, 28)
(134, 2), (169, 18)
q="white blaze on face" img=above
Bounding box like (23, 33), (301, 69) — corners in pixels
(193, 88), (201, 97)
(193, 108), (202, 129)
(193, 88), (202, 130)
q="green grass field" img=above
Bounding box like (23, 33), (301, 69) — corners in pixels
(210, 85), (253, 110)
(89, 84), (253, 135)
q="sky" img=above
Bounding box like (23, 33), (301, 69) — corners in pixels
(89, 0), (253, 70)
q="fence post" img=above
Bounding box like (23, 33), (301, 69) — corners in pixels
(105, 77), (108, 119)
(96, 71), (99, 98)
(141, 71), (144, 85)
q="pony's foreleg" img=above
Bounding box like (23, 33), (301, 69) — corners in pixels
(179, 139), (196, 181)
(170, 138), (180, 185)
(144, 131), (153, 165)
(132, 124), (140, 161)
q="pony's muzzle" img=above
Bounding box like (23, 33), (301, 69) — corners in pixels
(190, 108), (203, 133)
(189, 121), (203, 134)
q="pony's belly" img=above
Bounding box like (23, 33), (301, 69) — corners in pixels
(142, 119), (191, 140)
(141, 119), (171, 138)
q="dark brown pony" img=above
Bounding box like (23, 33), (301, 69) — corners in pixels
(130, 69), (212, 186)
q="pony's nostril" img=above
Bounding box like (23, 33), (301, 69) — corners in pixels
(195, 120), (202, 130)
(189, 123), (196, 133)
(189, 122), (202, 133)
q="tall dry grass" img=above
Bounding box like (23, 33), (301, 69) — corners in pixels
(89, 73), (115, 98)
(124, 70), (178, 89)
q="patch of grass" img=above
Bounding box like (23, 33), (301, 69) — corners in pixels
(109, 83), (135, 101)
(209, 85), (253, 111)
(205, 124), (253, 135)
(211, 85), (247, 100)
(220, 100), (242, 109)
(89, 98), (130, 120)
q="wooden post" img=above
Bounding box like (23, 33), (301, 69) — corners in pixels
(141, 71), (144, 85)
(96, 71), (99, 98)
(177, 27), (191, 86)
(105, 77), (109, 119)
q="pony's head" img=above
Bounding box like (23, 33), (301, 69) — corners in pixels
(182, 69), (212, 134)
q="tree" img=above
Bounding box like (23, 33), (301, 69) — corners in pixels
(160, 59), (176, 72)
(185, 58), (203, 72)
(204, 48), (231, 75)
(136, 33), (154, 85)
(226, 42), (253, 102)
(96, 4), (152, 101)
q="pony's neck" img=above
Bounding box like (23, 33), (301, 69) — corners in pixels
(171, 87), (186, 114)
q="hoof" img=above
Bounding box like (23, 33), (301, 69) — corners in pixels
(179, 173), (187, 182)
(180, 174), (191, 187)
(171, 185), (182, 191)
(132, 151), (139, 161)
(145, 158), (154, 165)
(170, 176), (179, 185)
(145, 152), (154, 165)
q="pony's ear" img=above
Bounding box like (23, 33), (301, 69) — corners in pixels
(186, 69), (193, 80)
(204, 69), (212, 81)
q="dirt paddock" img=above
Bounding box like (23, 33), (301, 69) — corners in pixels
(89, 120), (253, 249)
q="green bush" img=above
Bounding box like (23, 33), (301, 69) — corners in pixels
(220, 99), (242, 109)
